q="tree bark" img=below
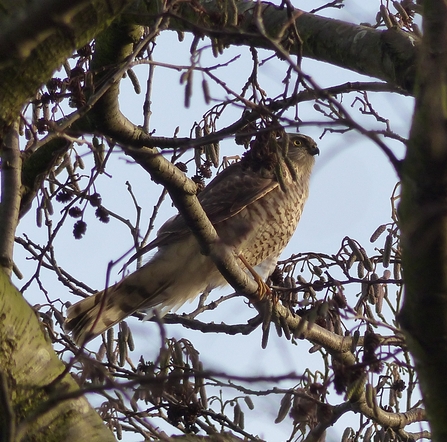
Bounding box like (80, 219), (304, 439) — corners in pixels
(0, 270), (116, 441)
(0, 0), (420, 137)
(0, 0), (132, 132)
(399, 2), (447, 441)
(126, 0), (419, 92)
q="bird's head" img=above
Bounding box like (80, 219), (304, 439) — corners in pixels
(283, 134), (319, 164)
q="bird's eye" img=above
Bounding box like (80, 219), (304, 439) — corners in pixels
(293, 140), (302, 147)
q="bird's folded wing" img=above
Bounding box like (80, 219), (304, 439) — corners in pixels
(128, 162), (278, 263)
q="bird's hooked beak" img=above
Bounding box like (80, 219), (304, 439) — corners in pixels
(309, 143), (320, 156)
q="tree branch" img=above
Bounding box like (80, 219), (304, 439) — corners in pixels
(126, 0), (419, 92)
(0, 121), (22, 274)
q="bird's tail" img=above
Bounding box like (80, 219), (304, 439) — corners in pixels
(64, 281), (147, 345)
(64, 265), (172, 345)
(64, 237), (224, 345)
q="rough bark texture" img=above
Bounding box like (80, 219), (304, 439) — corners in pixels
(0, 270), (116, 441)
(0, 0), (132, 132)
(399, 2), (447, 441)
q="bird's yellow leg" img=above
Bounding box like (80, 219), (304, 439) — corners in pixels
(238, 253), (271, 299)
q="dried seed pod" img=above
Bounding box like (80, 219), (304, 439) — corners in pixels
(200, 381), (208, 408)
(368, 285), (377, 305)
(370, 224), (386, 243)
(127, 68), (141, 94)
(361, 281), (369, 300)
(361, 248), (374, 272)
(97, 343), (106, 361)
(120, 321), (129, 341)
(393, 1), (410, 21)
(375, 285), (385, 314)
(205, 142), (219, 168)
(346, 237), (363, 261)
(202, 79), (211, 104)
(179, 71), (189, 84)
(244, 396), (254, 410)
(350, 329), (360, 353)
(130, 395), (139, 412)
(364, 425), (373, 442)
(333, 290), (347, 309)
(347, 252), (357, 270)
(383, 234), (393, 268)
(275, 391), (292, 423)
(393, 261), (401, 280)
(118, 331), (127, 367)
(357, 261), (365, 279)
(73, 220), (87, 239)
(89, 193), (102, 207)
(371, 273), (380, 297)
(173, 339), (184, 366)
(43, 189), (53, 215)
(106, 327), (114, 355)
(75, 154), (85, 170)
(95, 206), (110, 223)
(92, 140), (105, 170)
(238, 408), (245, 429)
(233, 402), (242, 425)
(309, 344), (322, 353)
(184, 72), (193, 108)
(127, 328), (135, 351)
(279, 314), (291, 340)
(312, 265), (323, 276)
(68, 206), (82, 218)
(374, 429), (385, 442)
(341, 427), (353, 442)
(261, 323), (270, 349)
(116, 421), (122, 440)
(182, 368), (191, 396)
(380, 4), (394, 28)
(53, 309), (64, 326)
(36, 206), (43, 228)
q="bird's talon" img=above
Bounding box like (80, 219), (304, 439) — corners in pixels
(238, 253), (272, 300)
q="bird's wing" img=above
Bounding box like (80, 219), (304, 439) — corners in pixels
(130, 162), (278, 260)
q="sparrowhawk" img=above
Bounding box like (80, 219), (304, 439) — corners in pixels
(65, 133), (319, 344)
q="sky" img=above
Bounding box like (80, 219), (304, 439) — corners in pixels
(10, 1), (422, 440)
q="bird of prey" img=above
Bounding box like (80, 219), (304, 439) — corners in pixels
(65, 133), (319, 344)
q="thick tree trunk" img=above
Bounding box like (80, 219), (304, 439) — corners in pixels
(0, 270), (116, 441)
(399, 2), (447, 441)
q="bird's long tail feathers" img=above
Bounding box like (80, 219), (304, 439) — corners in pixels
(64, 237), (225, 345)
(64, 280), (163, 346)
(64, 267), (172, 345)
